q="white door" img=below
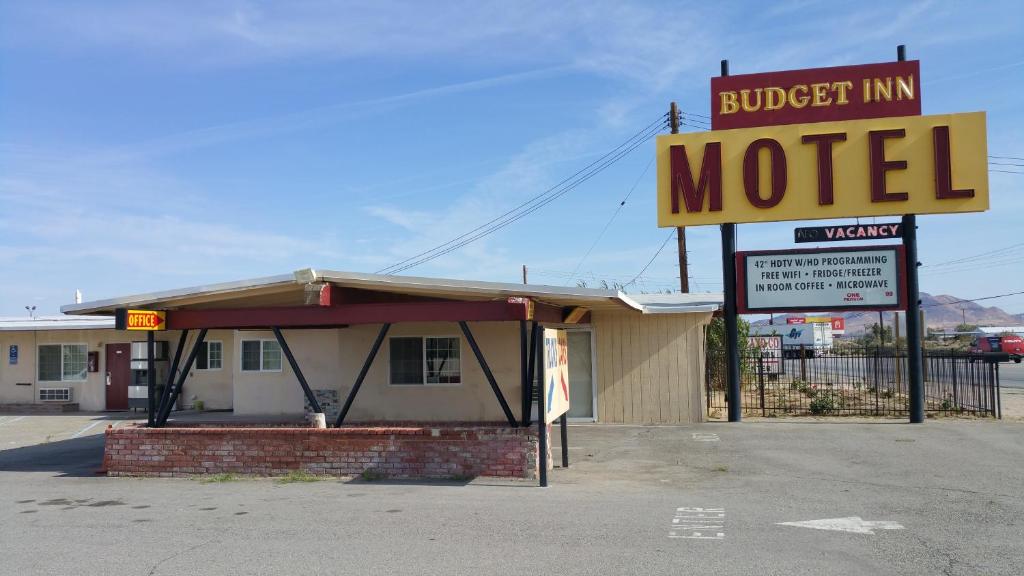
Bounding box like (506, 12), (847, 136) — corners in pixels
(566, 330), (595, 420)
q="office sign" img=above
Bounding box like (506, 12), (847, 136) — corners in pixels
(736, 245), (905, 313)
(794, 223), (902, 243)
(542, 328), (570, 424)
(711, 61), (921, 130)
(117, 309), (167, 331)
(8, 344), (17, 365)
(656, 112), (988, 227)
(747, 335), (782, 375)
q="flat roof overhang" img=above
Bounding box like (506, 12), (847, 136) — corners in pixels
(164, 299), (565, 330)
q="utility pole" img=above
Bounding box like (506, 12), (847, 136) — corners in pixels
(670, 102), (690, 293)
(522, 265), (528, 285)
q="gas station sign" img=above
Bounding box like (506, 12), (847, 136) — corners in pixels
(737, 245), (905, 313)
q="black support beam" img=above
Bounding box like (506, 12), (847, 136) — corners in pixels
(335, 323), (391, 427)
(459, 321), (517, 428)
(155, 330), (188, 424)
(272, 327), (323, 414)
(156, 328), (207, 427)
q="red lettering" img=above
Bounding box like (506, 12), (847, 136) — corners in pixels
(670, 143), (722, 213)
(743, 138), (787, 209)
(868, 129), (908, 202)
(933, 126), (974, 200)
(801, 132), (846, 205)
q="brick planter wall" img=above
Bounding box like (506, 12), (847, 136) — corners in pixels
(103, 424), (541, 480)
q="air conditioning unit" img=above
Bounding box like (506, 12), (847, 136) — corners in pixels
(39, 387), (73, 402)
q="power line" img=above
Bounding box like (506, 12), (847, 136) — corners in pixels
(923, 242), (1024, 268)
(376, 114), (668, 275)
(564, 155), (655, 285)
(625, 230), (676, 288)
(382, 123), (664, 275)
(989, 154), (1024, 161)
(922, 290), (1024, 308)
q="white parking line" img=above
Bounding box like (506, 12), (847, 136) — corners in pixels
(0, 416), (26, 426)
(692, 432), (720, 442)
(71, 420), (106, 439)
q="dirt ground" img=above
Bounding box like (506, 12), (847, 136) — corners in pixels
(999, 388), (1024, 421)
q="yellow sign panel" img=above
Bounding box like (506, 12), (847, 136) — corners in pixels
(126, 310), (166, 331)
(657, 112), (988, 226)
(803, 316), (831, 323)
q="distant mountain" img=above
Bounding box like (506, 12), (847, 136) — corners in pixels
(750, 292), (1023, 334)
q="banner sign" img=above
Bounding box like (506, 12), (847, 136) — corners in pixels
(786, 317), (805, 324)
(831, 317), (846, 334)
(658, 112), (987, 227)
(794, 223), (902, 243)
(746, 335), (782, 375)
(736, 245), (906, 313)
(117, 309), (167, 331)
(542, 328), (571, 424)
(711, 61), (921, 130)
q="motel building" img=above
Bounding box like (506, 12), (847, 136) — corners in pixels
(1, 269), (721, 482)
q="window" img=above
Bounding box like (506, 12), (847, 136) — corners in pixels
(37, 344), (87, 382)
(389, 336), (461, 385)
(195, 341), (223, 370)
(240, 339), (282, 372)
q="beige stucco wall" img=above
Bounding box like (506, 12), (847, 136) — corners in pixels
(0, 328), (164, 412)
(2, 309), (712, 422)
(230, 322), (524, 422)
(180, 329), (235, 410)
(592, 310), (712, 424)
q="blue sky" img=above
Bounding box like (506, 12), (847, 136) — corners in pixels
(1, 0), (1022, 317)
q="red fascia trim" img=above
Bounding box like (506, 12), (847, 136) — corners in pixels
(166, 301), (532, 330)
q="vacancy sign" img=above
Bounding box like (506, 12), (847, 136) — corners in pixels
(120, 309), (166, 331)
(737, 246), (905, 313)
(542, 328), (570, 424)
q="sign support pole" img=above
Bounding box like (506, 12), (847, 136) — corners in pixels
(535, 326), (548, 487)
(897, 43), (924, 424)
(146, 331), (156, 427)
(720, 58), (742, 423)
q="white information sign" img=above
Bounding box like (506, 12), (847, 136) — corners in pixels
(746, 335), (782, 375)
(542, 328), (571, 424)
(739, 246), (903, 313)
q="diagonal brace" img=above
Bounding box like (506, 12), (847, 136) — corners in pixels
(272, 327), (322, 414)
(459, 321), (517, 428)
(156, 328), (207, 427)
(335, 323), (391, 427)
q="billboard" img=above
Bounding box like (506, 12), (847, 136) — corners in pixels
(736, 245), (905, 313)
(656, 112), (988, 227)
(542, 328), (571, 424)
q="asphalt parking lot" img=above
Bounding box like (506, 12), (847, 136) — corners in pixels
(1, 415), (1022, 576)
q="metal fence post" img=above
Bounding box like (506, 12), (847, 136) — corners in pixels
(758, 353), (766, 417)
(799, 345), (807, 382)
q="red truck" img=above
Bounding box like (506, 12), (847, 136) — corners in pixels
(970, 335), (1024, 363)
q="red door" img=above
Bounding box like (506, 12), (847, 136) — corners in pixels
(105, 343), (131, 411)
